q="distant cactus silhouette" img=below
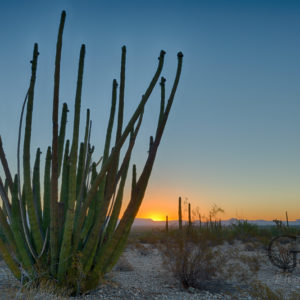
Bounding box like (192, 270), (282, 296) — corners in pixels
(178, 196), (182, 230)
(0, 11), (183, 294)
(188, 202), (192, 227)
(166, 215), (169, 232)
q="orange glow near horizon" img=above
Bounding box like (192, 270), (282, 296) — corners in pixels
(119, 182), (300, 223)
(147, 214), (165, 222)
(120, 190), (300, 222)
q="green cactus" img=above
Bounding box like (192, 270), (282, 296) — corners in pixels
(33, 148), (43, 236)
(43, 147), (52, 233)
(0, 11), (183, 294)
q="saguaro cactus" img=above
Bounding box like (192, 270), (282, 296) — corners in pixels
(0, 11), (183, 294)
(178, 196), (182, 231)
(188, 202), (192, 228)
(166, 215), (169, 232)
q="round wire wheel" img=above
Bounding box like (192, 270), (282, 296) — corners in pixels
(268, 235), (297, 271)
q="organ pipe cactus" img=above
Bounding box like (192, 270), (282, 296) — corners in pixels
(0, 11), (183, 294)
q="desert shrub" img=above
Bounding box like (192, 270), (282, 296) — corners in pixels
(230, 220), (259, 242)
(238, 254), (261, 273)
(138, 230), (165, 245)
(160, 233), (224, 291)
(243, 241), (260, 251)
(215, 244), (264, 286)
(270, 221), (298, 237)
(198, 226), (228, 246)
(289, 288), (300, 300)
(126, 228), (165, 246)
(134, 242), (152, 256)
(247, 281), (284, 300)
(114, 256), (134, 272)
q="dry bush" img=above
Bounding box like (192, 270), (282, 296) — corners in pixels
(217, 245), (263, 284)
(289, 288), (300, 300)
(126, 228), (165, 246)
(114, 256), (134, 272)
(134, 242), (152, 256)
(14, 287), (68, 300)
(138, 231), (164, 245)
(160, 235), (225, 292)
(247, 281), (284, 300)
(239, 254), (261, 273)
(243, 241), (259, 251)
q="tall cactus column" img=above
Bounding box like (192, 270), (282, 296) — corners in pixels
(188, 203), (192, 228)
(178, 196), (182, 231)
(166, 215), (169, 232)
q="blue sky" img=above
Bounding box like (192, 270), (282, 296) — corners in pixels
(0, 0), (299, 220)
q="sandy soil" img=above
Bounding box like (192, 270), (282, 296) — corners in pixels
(1, 241), (300, 299)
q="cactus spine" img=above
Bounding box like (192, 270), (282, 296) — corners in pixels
(0, 11), (183, 294)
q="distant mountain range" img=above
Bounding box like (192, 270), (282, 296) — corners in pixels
(132, 218), (300, 227)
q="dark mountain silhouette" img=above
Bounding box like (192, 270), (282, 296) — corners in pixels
(132, 217), (300, 227)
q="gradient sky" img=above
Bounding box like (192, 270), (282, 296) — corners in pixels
(0, 0), (299, 221)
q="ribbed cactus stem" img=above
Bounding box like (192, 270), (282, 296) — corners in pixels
(43, 147), (51, 232)
(58, 102), (68, 176)
(23, 43), (44, 253)
(50, 10), (66, 275)
(149, 136), (154, 153)
(116, 46), (126, 141)
(60, 139), (70, 217)
(0, 206), (17, 255)
(11, 175), (34, 273)
(104, 80), (117, 162)
(103, 158), (129, 244)
(0, 136), (13, 193)
(4, 178), (8, 195)
(0, 238), (21, 280)
(76, 142), (85, 197)
(75, 109), (91, 226)
(57, 44), (85, 281)
(158, 77), (166, 127)
(32, 148), (43, 237)
(0, 177), (12, 224)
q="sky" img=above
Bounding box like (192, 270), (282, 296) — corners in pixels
(0, 0), (299, 221)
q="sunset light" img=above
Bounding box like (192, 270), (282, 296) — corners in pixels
(0, 1), (300, 297)
(147, 214), (165, 222)
(0, 1), (299, 223)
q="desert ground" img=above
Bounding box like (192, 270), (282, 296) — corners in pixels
(1, 226), (300, 300)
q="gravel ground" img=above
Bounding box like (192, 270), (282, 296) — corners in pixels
(1, 241), (300, 299)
